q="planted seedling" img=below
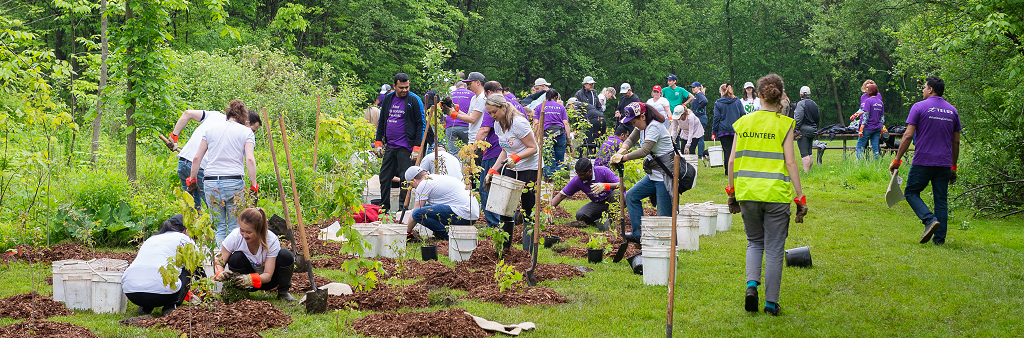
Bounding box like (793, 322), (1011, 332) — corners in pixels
(494, 260), (523, 292)
(587, 235), (609, 251)
(479, 227), (509, 259)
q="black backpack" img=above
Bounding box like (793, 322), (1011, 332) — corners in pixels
(650, 143), (697, 195)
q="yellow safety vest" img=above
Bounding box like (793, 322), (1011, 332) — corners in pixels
(732, 110), (795, 203)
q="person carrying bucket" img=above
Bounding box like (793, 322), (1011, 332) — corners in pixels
(482, 93), (541, 248)
(725, 74), (807, 316)
(548, 158), (620, 231)
(609, 102), (675, 243)
(215, 208), (297, 302)
(403, 166), (479, 241)
(122, 215), (200, 316)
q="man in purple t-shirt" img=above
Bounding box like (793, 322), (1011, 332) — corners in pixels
(548, 159), (621, 231)
(890, 76), (960, 245)
(372, 73), (426, 212)
(446, 82), (473, 153)
(533, 89), (571, 177)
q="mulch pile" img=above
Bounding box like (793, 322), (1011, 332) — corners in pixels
(568, 191), (588, 200)
(281, 223), (344, 258)
(413, 266), (492, 292)
(327, 284), (429, 312)
(544, 225), (590, 240)
(0, 320), (98, 337)
(2, 243), (136, 264)
(456, 239), (532, 271)
(468, 284), (569, 307)
(270, 272), (333, 294)
(134, 299), (291, 336)
(401, 259), (450, 279)
(0, 292), (73, 319)
(553, 206), (572, 219)
(351, 308), (491, 338)
(533, 263), (585, 282)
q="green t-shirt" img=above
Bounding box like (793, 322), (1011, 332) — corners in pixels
(663, 86), (691, 111)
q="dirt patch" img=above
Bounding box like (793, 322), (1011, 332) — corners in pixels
(468, 284), (568, 307)
(0, 292), (74, 319)
(534, 263), (585, 282)
(545, 225), (590, 240)
(413, 266), (493, 292)
(565, 220), (588, 228)
(327, 284), (429, 312)
(456, 239), (532, 271)
(352, 308), (491, 338)
(401, 260), (450, 279)
(0, 320), (98, 337)
(134, 299), (291, 336)
(555, 246), (589, 258)
(2, 243), (136, 264)
(270, 272), (333, 294)
(568, 191), (589, 200)
(553, 206), (572, 218)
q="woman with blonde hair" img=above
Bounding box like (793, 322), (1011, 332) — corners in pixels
(482, 94), (542, 248)
(216, 207), (296, 301)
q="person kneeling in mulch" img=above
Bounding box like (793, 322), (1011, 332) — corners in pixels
(548, 158), (620, 231)
(405, 166), (480, 241)
(122, 214), (202, 316)
(215, 208), (297, 302)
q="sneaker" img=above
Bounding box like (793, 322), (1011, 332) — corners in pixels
(745, 287), (759, 312)
(763, 303), (781, 316)
(920, 220), (941, 244)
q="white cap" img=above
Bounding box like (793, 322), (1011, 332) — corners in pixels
(379, 84), (392, 94)
(799, 86), (811, 95)
(404, 166), (426, 181)
(743, 82), (754, 89)
(534, 78), (551, 86)
(566, 97), (580, 106)
(619, 83), (632, 94)
(582, 76), (596, 84)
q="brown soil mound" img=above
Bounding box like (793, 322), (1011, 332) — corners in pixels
(282, 223), (344, 258)
(413, 266), (493, 292)
(0, 320), (98, 337)
(433, 242), (449, 256)
(271, 272), (332, 294)
(0, 292), (73, 319)
(468, 284), (568, 306)
(568, 191), (588, 200)
(644, 207), (658, 216)
(2, 243), (136, 264)
(352, 308), (491, 338)
(456, 239), (532, 271)
(564, 220), (588, 228)
(545, 225), (590, 239)
(534, 263), (585, 282)
(553, 206), (572, 219)
(555, 246), (589, 258)
(401, 259), (450, 279)
(327, 284), (429, 312)
(134, 299), (290, 335)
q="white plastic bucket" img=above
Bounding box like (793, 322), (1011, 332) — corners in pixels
(62, 271), (93, 311)
(642, 244), (674, 285)
(640, 216), (675, 247)
(363, 175), (381, 204)
(708, 145), (724, 167)
(683, 154), (698, 168)
(675, 216), (700, 251)
(389, 188), (402, 212)
(485, 175), (526, 217)
(377, 224), (406, 258)
(91, 270), (128, 314)
(352, 223), (381, 257)
(448, 226), (479, 262)
(716, 205), (733, 232)
(52, 259), (87, 302)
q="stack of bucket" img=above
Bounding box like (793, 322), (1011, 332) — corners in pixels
(675, 216), (700, 251)
(52, 258), (129, 313)
(681, 203), (718, 237)
(640, 216), (674, 247)
(640, 216), (677, 286)
(448, 226), (479, 262)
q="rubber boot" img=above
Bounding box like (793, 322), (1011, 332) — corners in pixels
(502, 223), (515, 250)
(277, 264), (298, 302)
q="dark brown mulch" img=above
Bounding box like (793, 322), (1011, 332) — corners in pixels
(352, 308), (491, 338)
(544, 225), (590, 240)
(534, 263), (585, 282)
(433, 241), (450, 256)
(553, 206), (572, 219)
(0, 292), (74, 319)
(310, 255), (398, 279)
(564, 220), (588, 228)
(456, 239), (532, 271)
(555, 246), (589, 258)
(401, 259), (451, 279)
(467, 284), (569, 307)
(0, 320), (98, 337)
(327, 284), (429, 312)
(643, 207), (658, 216)
(413, 266), (493, 292)
(281, 223), (344, 258)
(568, 191), (589, 200)
(2, 243), (136, 264)
(44, 276), (52, 285)
(269, 272), (333, 294)
(134, 299), (291, 335)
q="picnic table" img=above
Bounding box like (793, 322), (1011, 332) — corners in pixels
(814, 133), (912, 164)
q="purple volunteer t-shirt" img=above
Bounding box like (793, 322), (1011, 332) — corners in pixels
(858, 93), (883, 110)
(385, 96), (411, 150)
(594, 135), (622, 167)
(561, 166), (620, 202)
(534, 100), (568, 131)
(479, 110), (502, 160)
(505, 93), (527, 115)
(377, 93), (387, 106)
(448, 88), (473, 128)
(862, 95), (884, 130)
(906, 96), (961, 167)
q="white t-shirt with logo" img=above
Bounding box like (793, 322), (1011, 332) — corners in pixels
(121, 232), (196, 294)
(494, 114), (541, 171)
(415, 174), (479, 220)
(741, 98), (761, 114)
(646, 97), (671, 120)
(222, 228), (281, 272)
(639, 120), (674, 182)
(468, 93), (487, 142)
(201, 120), (255, 176)
(179, 111), (226, 168)
(420, 150), (463, 180)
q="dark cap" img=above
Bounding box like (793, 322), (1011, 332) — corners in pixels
(690, 81), (702, 88)
(620, 102), (646, 123)
(462, 72), (486, 83)
(666, 74), (678, 81)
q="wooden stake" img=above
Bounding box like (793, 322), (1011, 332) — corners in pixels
(260, 108), (300, 264)
(278, 117), (316, 290)
(312, 95), (322, 171)
(526, 100), (547, 287)
(666, 152), (681, 338)
(399, 100), (436, 221)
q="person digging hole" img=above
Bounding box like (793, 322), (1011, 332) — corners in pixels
(215, 207), (297, 302)
(548, 158), (620, 231)
(122, 214), (203, 317)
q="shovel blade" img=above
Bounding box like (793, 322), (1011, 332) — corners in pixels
(526, 269), (537, 286)
(612, 242), (629, 263)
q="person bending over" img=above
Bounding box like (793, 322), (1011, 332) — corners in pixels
(216, 208), (297, 302)
(549, 158), (620, 231)
(122, 215), (200, 316)
(404, 166), (479, 241)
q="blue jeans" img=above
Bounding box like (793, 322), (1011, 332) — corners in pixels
(204, 178), (245, 245)
(176, 159), (207, 212)
(544, 134), (567, 177)
(412, 204), (472, 240)
(478, 157), (500, 227)
(697, 115), (708, 156)
(856, 128), (881, 160)
(904, 165), (951, 244)
(445, 125), (468, 154)
(625, 175), (673, 237)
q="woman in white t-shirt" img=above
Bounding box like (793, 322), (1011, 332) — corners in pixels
(215, 207), (296, 301)
(646, 85), (672, 121)
(188, 100), (259, 246)
(483, 93), (541, 249)
(741, 82), (761, 114)
(122, 215), (198, 316)
(609, 102), (675, 243)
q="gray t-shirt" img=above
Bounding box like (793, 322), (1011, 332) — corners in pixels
(640, 120), (674, 182)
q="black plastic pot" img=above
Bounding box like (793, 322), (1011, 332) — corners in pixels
(626, 253), (643, 275)
(544, 236), (561, 248)
(587, 248), (604, 263)
(785, 246), (812, 267)
(420, 244), (438, 261)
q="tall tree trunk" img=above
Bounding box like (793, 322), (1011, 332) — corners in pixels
(831, 77), (843, 124)
(90, 0), (108, 166)
(726, 0), (735, 85)
(126, 0), (137, 181)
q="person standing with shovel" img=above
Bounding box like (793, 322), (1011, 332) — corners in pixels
(482, 94), (541, 248)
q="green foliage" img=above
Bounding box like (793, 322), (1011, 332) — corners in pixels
(494, 259), (523, 292)
(586, 235), (608, 251)
(479, 227), (509, 259)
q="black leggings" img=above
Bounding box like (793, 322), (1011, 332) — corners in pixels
(226, 248), (294, 291)
(498, 169), (538, 248)
(719, 134), (736, 176)
(125, 267), (200, 312)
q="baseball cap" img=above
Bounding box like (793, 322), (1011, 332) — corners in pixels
(379, 84), (392, 94)
(800, 86), (811, 95)
(462, 72), (486, 83)
(619, 83), (632, 94)
(582, 76), (596, 84)
(672, 105), (685, 119)
(404, 166), (426, 181)
(744, 82), (755, 89)
(652, 85), (662, 92)
(690, 81), (702, 88)
(620, 102), (646, 123)
(566, 97), (580, 106)
(666, 74), (678, 81)
(534, 78), (551, 86)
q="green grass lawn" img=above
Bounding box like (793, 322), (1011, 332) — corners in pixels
(3, 143), (1023, 337)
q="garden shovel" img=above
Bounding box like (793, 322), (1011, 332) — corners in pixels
(399, 99), (437, 223)
(526, 100), (548, 287)
(612, 166), (630, 263)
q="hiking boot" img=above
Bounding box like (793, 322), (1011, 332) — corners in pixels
(763, 303), (781, 316)
(277, 264), (298, 302)
(623, 232), (641, 243)
(920, 220), (941, 244)
(745, 287), (759, 312)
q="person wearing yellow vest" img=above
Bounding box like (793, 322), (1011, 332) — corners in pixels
(725, 74), (808, 316)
